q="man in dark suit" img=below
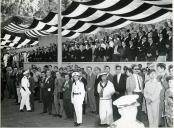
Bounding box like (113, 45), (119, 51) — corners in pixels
(166, 28), (173, 61)
(112, 65), (127, 120)
(136, 36), (148, 61)
(41, 70), (54, 115)
(146, 37), (157, 61)
(94, 66), (102, 115)
(94, 43), (105, 62)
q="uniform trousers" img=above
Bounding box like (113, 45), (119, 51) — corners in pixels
(16, 87), (21, 103)
(147, 100), (160, 127)
(99, 99), (113, 125)
(73, 96), (83, 124)
(20, 89), (31, 110)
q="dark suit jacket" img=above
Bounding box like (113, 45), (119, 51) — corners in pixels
(43, 77), (54, 95)
(94, 75), (102, 96)
(113, 74), (127, 97)
(62, 80), (73, 99)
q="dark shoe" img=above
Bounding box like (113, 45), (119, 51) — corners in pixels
(74, 123), (81, 127)
(16, 103), (20, 105)
(53, 114), (59, 117)
(40, 111), (47, 114)
(48, 112), (52, 115)
(58, 114), (62, 118)
(27, 110), (32, 112)
(20, 109), (24, 112)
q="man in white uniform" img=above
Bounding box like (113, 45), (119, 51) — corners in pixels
(98, 72), (115, 127)
(71, 72), (85, 127)
(109, 95), (145, 128)
(19, 70), (31, 112)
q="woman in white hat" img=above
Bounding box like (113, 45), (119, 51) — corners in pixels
(71, 72), (85, 127)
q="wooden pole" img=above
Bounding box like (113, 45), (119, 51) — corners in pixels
(57, 0), (62, 68)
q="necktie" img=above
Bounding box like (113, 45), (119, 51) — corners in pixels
(137, 76), (141, 90)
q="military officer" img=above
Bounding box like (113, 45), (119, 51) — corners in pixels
(98, 72), (115, 127)
(109, 95), (145, 128)
(19, 70), (31, 112)
(71, 72), (85, 127)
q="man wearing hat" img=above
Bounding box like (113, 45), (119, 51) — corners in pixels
(109, 95), (145, 128)
(71, 72), (85, 126)
(98, 72), (115, 126)
(19, 70), (31, 112)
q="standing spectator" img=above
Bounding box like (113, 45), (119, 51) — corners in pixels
(156, 33), (167, 62)
(71, 72), (85, 127)
(105, 42), (113, 62)
(132, 65), (144, 121)
(127, 40), (136, 61)
(144, 69), (162, 127)
(157, 63), (168, 126)
(113, 65), (127, 120)
(97, 72), (115, 126)
(126, 68), (135, 95)
(53, 72), (65, 118)
(3, 52), (9, 67)
(164, 76), (173, 127)
(146, 37), (157, 61)
(19, 70), (31, 112)
(112, 40), (122, 62)
(136, 36), (148, 61)
(94, 66), (101, 115)
(39, 72), (46, 103)
(12, 67), (18, 103)
(86, 44), (92, 62)
(168, 65), (173, 76)
(6, 67), (14, 99)
(104, 65), (113, 83)
(41, 70), (54, 115)
(28, 72), (35, 111)
(62, 74), (73, 119)
(94, 42), (105, 62)
(86, 66), (96, 113)
(166, 28), (173, 61)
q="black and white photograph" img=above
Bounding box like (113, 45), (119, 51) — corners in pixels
(1, 0), (173, 128)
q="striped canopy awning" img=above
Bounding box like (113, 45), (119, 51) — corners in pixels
(1, 33), (39, 48)
(2, 0), (172, 39)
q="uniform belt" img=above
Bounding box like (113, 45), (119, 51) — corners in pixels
(73, 92), (81, 95)
(22, 87), (26, 91)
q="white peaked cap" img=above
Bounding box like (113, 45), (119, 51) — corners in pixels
(113, 95), (139, 109)
(23, 70), (29, 75)
(72, 72), (80, 77)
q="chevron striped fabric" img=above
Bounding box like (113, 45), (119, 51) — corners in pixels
(2, 0), (172, 41)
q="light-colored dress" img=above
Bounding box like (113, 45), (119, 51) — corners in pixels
(164, 88), (173, 127)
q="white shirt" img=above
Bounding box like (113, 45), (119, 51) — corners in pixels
(97, 80), (115, 100)
(71, 80), (85, 104)
(117, 73), (121, 83)
(21, 76), (31, 94)
(133, 74), (142, 92)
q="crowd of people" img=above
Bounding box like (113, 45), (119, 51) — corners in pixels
(1, 62), (173, 127)
(29, 22), (172, 62)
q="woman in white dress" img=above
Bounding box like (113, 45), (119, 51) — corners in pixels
(144, 69), (162, 127)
